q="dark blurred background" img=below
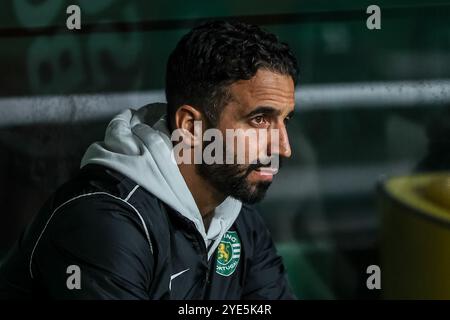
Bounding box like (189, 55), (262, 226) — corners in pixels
(0, 0), (449, 299)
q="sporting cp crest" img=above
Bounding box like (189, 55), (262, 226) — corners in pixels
(216, 231), (241, 276)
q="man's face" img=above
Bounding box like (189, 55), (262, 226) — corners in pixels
(197, 69), (295, 203)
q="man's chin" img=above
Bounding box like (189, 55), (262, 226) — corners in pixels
(196, 163), (272, 204)
(231, 181), (271, 204)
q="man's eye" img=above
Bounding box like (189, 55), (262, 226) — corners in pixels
(251, 115), (267, 126)
(284, 117), (291, 125)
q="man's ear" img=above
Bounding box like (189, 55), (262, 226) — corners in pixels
(174, 105), (204, 147)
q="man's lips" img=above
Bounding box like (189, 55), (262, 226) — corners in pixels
(254, 167), (279, 176)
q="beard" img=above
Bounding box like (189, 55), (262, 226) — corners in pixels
(194, 119), (282, 204)
(196, 157), (281, 204)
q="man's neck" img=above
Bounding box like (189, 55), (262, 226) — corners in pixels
(178, 163), (226, 231)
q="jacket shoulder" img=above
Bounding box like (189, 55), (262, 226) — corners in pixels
(235, 203), (270, 234)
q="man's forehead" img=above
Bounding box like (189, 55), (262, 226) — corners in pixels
(228, 69), (295, 112)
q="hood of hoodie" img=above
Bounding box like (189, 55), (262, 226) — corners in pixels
(80, 103), (242, 259)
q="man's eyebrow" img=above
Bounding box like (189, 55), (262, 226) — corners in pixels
(245, 106), (281, 118)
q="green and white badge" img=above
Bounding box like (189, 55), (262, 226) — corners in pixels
(216, 231), (241, 276)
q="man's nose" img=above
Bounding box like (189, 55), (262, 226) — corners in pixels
(279, 125), (292, 158)
(268, 124), (292, 159)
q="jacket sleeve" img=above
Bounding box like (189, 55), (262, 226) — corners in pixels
(241, 208), (296, 300)
(32, 196), (154, 299)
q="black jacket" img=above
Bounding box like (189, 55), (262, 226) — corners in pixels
(0, 164), (294, 299)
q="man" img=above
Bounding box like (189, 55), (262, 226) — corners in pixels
(0, 20), (298, 299)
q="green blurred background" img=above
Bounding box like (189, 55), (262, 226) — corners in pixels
(0, 0), (449, 299)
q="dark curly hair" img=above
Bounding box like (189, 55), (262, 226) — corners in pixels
(165, 20), (299, 128)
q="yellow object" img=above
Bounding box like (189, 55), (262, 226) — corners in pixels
(379, 172), (450, 299)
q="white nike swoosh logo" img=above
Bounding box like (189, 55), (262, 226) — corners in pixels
(169, 268), (190, 291)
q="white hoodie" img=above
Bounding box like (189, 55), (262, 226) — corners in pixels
(80, 103), (242, 260)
